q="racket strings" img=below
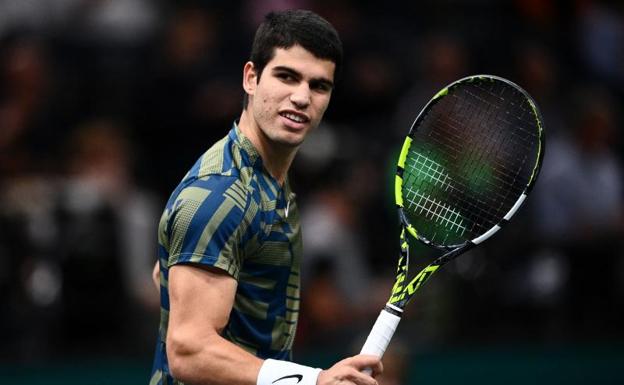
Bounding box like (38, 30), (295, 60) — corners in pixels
(428, 95), (534, 192)
(453, 88), (535, 176)
(403, 156), (467, 235)
(403, 143), (517, 240)
(404, 188), (467, 235)
(445, 87), (534, 227)
(427, 122), (524, 193)
(402, 79), (540, 245)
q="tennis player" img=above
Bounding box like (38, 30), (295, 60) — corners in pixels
(149, 10), (383, 385)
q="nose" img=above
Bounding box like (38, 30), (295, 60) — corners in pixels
(290, 83), (310, 109)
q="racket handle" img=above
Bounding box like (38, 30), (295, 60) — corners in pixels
(360, 308), (402, 374)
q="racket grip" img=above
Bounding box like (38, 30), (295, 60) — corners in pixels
(360, 308), (402, 374)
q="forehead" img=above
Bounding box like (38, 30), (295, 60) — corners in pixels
(266, 45), (336, 81)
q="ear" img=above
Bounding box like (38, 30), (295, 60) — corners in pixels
(242, 61), (258, 98)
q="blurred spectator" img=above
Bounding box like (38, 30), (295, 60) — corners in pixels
(514, 41), (566, 135)
(0, 0), (75, 37)
(77, 0), (159, 45)
(531, 87), (623, 336)
(577, 1), (624, 86)
(0, 35), (57, 177)
(135, 5), (241, 194)
(300, 166), (374, 306)
(242, 0), (312, 30)
(394, 33), (470, 137)
(0, 118), (160, 360)
(0, 0), (623, 370)
(534, 89), (622, 240)
(0, 176), (61, 360)
(57, 119), (160, 355)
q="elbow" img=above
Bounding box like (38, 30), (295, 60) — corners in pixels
(166, 330), (220, 384)
(166, 332), (196, 382)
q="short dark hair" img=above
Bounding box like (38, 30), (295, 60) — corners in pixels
(243, 9), (343, 108)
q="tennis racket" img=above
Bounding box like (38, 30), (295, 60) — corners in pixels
(360, 75), (545, 364)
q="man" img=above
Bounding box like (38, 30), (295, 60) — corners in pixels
(149, 10), (383, 385)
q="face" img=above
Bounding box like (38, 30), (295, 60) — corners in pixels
(244, 45), (336, 148)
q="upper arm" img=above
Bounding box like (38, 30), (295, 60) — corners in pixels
(167, 264), (237, 350)
(165, 264), (262, 384)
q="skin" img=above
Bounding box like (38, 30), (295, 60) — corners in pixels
(238, 44), (335, 184)
(164, 44), (383, 385)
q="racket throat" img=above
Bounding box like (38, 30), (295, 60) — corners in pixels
(383, 303), (404, 317)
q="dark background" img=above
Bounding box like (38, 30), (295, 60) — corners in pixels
(1, 0), (623, 384)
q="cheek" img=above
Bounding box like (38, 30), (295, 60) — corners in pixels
(253, 97), (277, 126)
(255, 88), (276, 113)
(259, 97), (273, 116)
(315, 97), (331, 118)
(251, 88), (269, 115)
(319, 100), (329, 114)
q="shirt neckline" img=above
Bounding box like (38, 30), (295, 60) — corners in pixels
(231, 122), (292, 200)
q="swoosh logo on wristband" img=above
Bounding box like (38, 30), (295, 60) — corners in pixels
(272, 374), (303, 384)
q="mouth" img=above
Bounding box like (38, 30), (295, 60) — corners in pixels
(279, 110), (310, 125)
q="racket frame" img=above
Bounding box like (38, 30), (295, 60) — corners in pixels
(361, 75), (545, 362)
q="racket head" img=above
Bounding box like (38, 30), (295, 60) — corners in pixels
(395, 75), (545, 249)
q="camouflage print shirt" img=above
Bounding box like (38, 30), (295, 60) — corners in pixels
(150, 123), (301, 385)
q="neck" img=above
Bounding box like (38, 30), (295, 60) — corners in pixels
(238, 109), (297, 185)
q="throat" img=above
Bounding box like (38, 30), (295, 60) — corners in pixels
(238, 110), (296, 185)
(261, 151), (294, 186)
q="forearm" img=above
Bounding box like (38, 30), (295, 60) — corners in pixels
(167, 331), (262, 385)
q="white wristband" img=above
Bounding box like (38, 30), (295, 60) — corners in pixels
(257, 359), (322, 385)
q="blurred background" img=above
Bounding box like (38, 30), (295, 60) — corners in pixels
(0, 0), (623, 384)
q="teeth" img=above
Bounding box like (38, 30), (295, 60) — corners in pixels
(283, 112), (305, 123)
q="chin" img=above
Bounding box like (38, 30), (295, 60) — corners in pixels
(277, 136), (305, 148)
(272, 129), (307, 147)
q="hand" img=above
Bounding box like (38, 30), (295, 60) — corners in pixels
(317, 355), (383, 385)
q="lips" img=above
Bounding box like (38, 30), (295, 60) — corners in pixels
(279, 110), (310, 124)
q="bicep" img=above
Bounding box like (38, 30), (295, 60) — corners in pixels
(167, 264), (238, 343)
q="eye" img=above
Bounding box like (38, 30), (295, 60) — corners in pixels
(276, 72), (296, 82)
(311, 81), (332, 94)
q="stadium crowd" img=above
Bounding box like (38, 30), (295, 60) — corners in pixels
(0, 0), (622, 366)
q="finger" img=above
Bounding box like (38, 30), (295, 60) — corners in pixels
(349, 354), (382, 369)
(348, 355), (383, 375)
(360, 361), (382, 378)
(370, 360), (383, 378)
(345, 367), (378, 385)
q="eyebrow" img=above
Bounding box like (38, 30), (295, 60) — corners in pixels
(272, 66), (334, 89)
